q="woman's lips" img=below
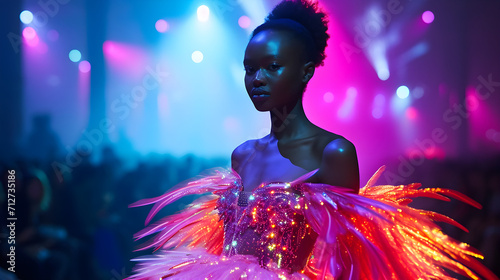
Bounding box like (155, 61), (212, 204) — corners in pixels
(251, 89), (270, 101)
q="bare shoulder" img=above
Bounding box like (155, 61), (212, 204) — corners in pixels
(322, 137), (357, 160)
(231, 138), (262, 172)
(309, 131), (360, 192)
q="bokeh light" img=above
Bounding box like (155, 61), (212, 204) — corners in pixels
(20, 10), (34, 24)
(338, 87), (357, 119)
(155, 19), (169, 33)
(372, 94), (385, 119)
(396, 85), (410, 99)
(197, 5), (210, 22)
(405, 106), (418, 120)
(413, 86), (424, 99)
(22, 27), (39, 47)
(79, 60), (91, 73)
(377, 68), (390, 81)
(22, 26), (36, 40)
(323, 92), (334, 103)
(422, 11), (435, 24)
(191, 51), (204, 63)
(69, 49), (82, 62)
(238, 16), (251, 29)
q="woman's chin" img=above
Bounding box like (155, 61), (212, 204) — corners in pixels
(252, 103), (271, 112)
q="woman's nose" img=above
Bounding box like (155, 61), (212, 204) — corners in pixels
(253, 69), (266, 87)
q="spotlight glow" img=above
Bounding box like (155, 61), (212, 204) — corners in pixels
(197, 5), (210, 22)
(368, 41), (390, 81)
(20, 10), (34, 24)
(338, 87), (357, 119)
(323, 92), (334, 103)
(396, 86), (410, 99)
(69, 49), (82, 62)
(22, 27), (36, 40)
(155, 19), (169, 33)
(79, 60), (91, 73)
(191, 51), (204, 63)
(422, 11), (434, 24)
(372, 94), (385, 119)
(22, 27), (39, 47)
(238, 16), (251, 29)
(413, 86), (424, 99)
(405, 107), (418, 120)
(377, 68), (390, 81)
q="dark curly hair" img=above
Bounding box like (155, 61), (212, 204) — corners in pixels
(251, 0), (329, 67)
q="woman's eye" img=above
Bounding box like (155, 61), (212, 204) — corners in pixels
(268, 64), (281, 71)
(244, 66), (255, 74)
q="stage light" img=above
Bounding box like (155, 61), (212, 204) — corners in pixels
(377, 68), (390, 81)
(405, 107), (418, 120)
(79, 60), (91, 73)
(396, 86), (410, 99)
(22, 27), (36, 40)
(413, 86), (424, 99)
(191, 51), (204, 63)
(238, 16), (251, 29)
(22, 27), (39, 47)
(338, 87), (357, 119)
(69, 49), (82, 62)
(323, 92), (334, 103)
(20, 10), (33, 24)
(155, 19), (169, 33)
(372, 94), (385, 119)
(368, 41), (390, 81)
(422, 11), (434, 24)
(197, 5), (210, 22)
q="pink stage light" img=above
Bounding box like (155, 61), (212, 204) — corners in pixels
(102, 40), (149, 79)
(23, 26), (36, 40)
(422, 11), (434, 24)
(23, 27), (39, 47)
(405, 106), (418, 120)
(155, 19), (169, 33)
(238, 16), (251, 29)
(79, 60), (91, 73)
(323, 92), (334, 103)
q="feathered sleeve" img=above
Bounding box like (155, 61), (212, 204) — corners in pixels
(129, 169), (241, 255)
(296, 166), (499, 280)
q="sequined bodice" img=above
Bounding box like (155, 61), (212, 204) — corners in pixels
(216, 180), (317, 272)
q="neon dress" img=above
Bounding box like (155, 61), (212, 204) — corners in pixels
(127, 167), (498, 280)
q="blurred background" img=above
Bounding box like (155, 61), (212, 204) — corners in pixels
(1, 0), (499, 279)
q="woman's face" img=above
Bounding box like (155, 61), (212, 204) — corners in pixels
(244, 29), (311, 112)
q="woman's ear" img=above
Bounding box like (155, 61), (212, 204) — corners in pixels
(302, 61), (315, 83)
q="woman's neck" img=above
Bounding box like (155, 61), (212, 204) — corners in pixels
(269, 99), (318, 141)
